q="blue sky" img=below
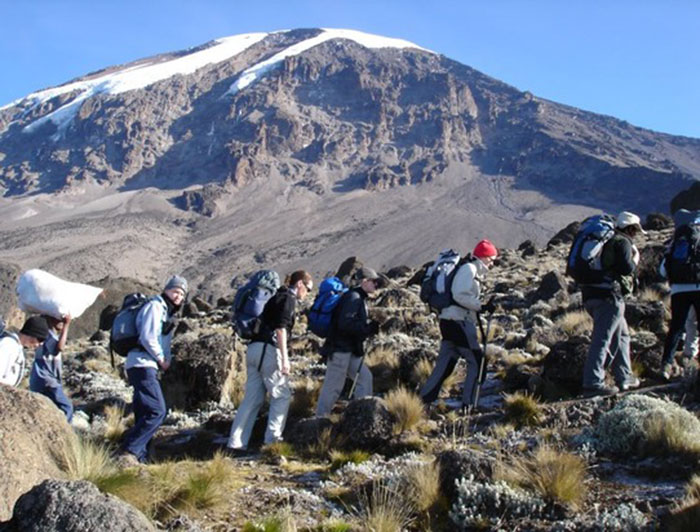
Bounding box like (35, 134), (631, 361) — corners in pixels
(1, 0), (699, 138)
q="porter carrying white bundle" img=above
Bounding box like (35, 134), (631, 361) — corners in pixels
(17, 269), (103, 319)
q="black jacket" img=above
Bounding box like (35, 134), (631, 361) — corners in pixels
(321, 287), (373, 358)
(252, 287), (297, 345)
(581, 231), (637, 301)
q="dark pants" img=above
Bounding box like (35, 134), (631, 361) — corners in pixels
(662, 291), (700, 366)
(122, 367), (166, 462)
(32, 381), (74, 422)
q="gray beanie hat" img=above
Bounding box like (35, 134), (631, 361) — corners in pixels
(164, 275), (188, 294)
(20, 316), (49, 341)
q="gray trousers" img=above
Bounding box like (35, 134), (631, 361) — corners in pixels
(420, 340), (480, 406)
(583, 297), (634, 388)
(315, 351), (372, 417)
(227, 342), (291, 449)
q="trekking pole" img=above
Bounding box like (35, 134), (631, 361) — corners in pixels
(471, 311), (493, 410)
(347, 355), (365, 400)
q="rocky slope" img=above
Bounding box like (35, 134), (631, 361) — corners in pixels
(0, 29), (699, 294)
(1, 218), (699, 530)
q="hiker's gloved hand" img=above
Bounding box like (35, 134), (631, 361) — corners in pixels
(482, 297), (497, 314)
(368, 320), (380, 336)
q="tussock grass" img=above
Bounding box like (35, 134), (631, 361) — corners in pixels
(488, 423), (516, 441)
(412, 357), (434, 387)
(330, 449), (371, 471)
(400, 461), (441, 513)
(242, 508), (297, 532)
(103, 404), (132, 443)
(503, 392), (544, 428)
(355, 479), (414, 532)
(644, 415), (700, 458)
(365, 345), (400, 392)
(288, 377), (321, 419)
(57, 432), (115, 482)
(261, 441), (295, 461)
(555, 310), (592, 336)
(497, 444), (588, 509)
(685, 474), (700, 503)
(304, 427), (334, 461)
(384, 386), (426, 434)
(637, 286), (665, 303)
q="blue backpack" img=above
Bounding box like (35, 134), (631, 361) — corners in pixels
(110, 293), (152, 366)
(666, 215), (700, 284)
(308, 277), (348, 338)
(566, 214), (616, 284)
(232, 270), (281, 340)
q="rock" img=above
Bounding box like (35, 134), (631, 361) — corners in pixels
(335, 257), (363, 285)
(0, 386), (74, 521)
(670, 181), (700, 214)
(0, 262), (22, 328)
(89, 330), (110, 343)
(541, 336), (590, 397)
(98, 304), (120, 331)
(285, 417), (334, 449)
(216, 296), (233, 308)
(161, 332), (241, 410)
(192, 296), (213, 312)
(636, 244), (667, 289)
(398, 347), (438, 386)
(182, 302), (200, 318)
(374, 288), (423, 309)
(531, 270), (569, 304)
(625, 300), (665, 335)
(0, 479), (155, 531)
(436, 449), (495, 503)
(644, 212), (672, 230)
(547, 221), (580, 248)
(518, 239), (537, 258)
(385, 265), (413, 279)
(333, 397), (395, 452)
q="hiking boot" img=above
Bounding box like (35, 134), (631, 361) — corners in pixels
(661, 363), (673, 381)
(582, 384), (619, 398)
(618, 377), (641, 392)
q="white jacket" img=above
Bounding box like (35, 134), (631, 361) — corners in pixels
(439, 259), (488, 322)
(125, 296), (174, 370)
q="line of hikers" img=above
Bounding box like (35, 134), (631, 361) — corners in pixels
(1, 207), (699, 463)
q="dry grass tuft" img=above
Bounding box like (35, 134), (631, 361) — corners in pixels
(355, 479), (414, 532)
(497, 444), (588, 509)
(555, 310), (593, 336)
(304, 427), (334, 461)
(412, 357), (434, 387)
(365, 345), (400, 393)
(637, 287), (665, 303)
(330, 449), (371, 471)
(288, 377), (322, 419)
(242, 507), (297, 532)
(400, 461), (441, 513)
(103, 404), (132, 443)
(56, 432), (115, 482)
(503, 392), (544, 427)
(261, 441), (295, 461)
(644, 415), (700, 458)
(384, 386), (426, 434)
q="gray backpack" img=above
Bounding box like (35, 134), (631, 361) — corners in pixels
(0, 317), (25, 387)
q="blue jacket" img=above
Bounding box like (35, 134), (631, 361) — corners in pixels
(29, 330), (62, 389)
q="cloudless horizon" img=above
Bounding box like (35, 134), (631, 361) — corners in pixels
(2, 0), (699, 138)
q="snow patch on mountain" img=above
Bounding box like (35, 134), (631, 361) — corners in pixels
(11, 33), (267, 137)
(225, 28), (431, 96)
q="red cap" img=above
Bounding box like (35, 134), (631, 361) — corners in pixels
(473, 239), (498, 259)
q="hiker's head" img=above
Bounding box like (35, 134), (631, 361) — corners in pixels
(163, 275), (188, 306)
(286, 270), (313, 301)
(353, 267), (383, 294)
(473, 239), (498, 268)
(616, 211), (646, 238)
(19, 316), (49, 347)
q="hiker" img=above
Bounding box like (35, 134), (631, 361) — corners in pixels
(315, 267), (383, 418)
(0, 316), (49, 387)
(29, 315), (73, 421)
(419, 240), (498, 410)
(579, 212), (644, 396)
(226, 270), (313, 454)
(119, 275), (187, 464)
(659, 208), (700, 380)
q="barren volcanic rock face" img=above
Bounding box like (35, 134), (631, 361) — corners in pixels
(0, 28), (699, 295)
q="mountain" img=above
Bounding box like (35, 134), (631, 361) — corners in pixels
(0, 28), (698, 295)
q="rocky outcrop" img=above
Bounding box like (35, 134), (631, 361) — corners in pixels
(0, 262), (22, 327)
(286, 417), (333, 449)
(162, 332), (242, 410)
(333, 397), (395, 451)
(0, 386), (74, 521)
(541, 336), (590, 397)
(0, 479), (155, 532)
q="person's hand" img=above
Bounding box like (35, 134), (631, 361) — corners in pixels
(281, 358), (291, 376)
(159, 360), (171, 372)
(62, 314), (72, 325)
(368, 320), (380, 336)
(481, 297), (497, 314)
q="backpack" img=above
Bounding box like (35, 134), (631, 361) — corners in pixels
(566, 214), (616, 284)
(308, 277), (348, 338)
(420, 249), (462, 311)
(0, 317), (24, 387)
(109, 293), (151, 366)
(665, 218), (700, 284)
(232, 270), (281, 340)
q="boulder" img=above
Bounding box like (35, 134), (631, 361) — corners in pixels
(285, 417), (334, 449)
(670, 181), (700, 214)
(517, 239), (537, 258)
(385, 265), (413, 279)
(335, 257), (363, 285)
(162, 332), (241, 410)
(192, 296), (213, 313)
(541, 336), (590, 397)
(547, 221), (580, 248)
(374, 288), (423, 309)
(0, 386), (74, 521)
(531, 270), (569, 304)
(333, 397), (395, 452)
(625, 300), (666, 335)
(636, 244), (667, 289)
(0, 479), (154, 531)
(644, 212), (672, 231)
(0, 262), (22, 328)
(436, 449), (495, 503)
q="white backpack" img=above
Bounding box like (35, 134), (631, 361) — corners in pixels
(0, 319), (25, 387)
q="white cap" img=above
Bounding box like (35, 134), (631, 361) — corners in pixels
(616, 211), (647, 235)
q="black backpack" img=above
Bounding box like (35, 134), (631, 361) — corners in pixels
(665, 223), (700, 284)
